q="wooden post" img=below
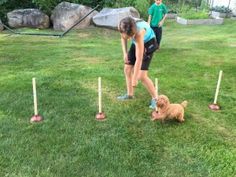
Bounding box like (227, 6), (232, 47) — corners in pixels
(32, 78), (38, 115)
(98, 77), (102, 113)
(96, 77), (106, 120)
(155, 78), (158, 112)
(213, 70), (223, 104)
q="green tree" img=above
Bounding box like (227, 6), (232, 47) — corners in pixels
(135, 0), (150, 19)
(0, 0), (34, 23)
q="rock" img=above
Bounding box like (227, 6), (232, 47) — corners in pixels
(0, 19), (4, 31)
(166, 13), (177, 19)
(92, 7), (140, 29)
(232, 8), (236, 17)
(7, 9), (49, 29)
(51, 2), (98, 31)
(176, 16), (224, 25)
(211, 11), (227, 18)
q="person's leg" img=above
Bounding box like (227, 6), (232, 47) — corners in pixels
(156, 27), (162, 48)
(140, 48), (158, 108)
(151, 27), (159, 44)
(139, 71), (158, 109)
(117, 44), (135, 100)
(139, 71), (157, 99)
(117, 64), (134, 100)
(124, 64), (134, 96)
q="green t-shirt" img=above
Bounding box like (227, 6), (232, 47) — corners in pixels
(148, 3), (168, 27)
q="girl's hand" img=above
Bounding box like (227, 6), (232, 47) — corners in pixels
(158, 20), (163, 27)
(132, 78), (138, 87)
(124, 53), (129, 64)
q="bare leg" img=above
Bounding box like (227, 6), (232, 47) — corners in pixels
(139, 70), (157, 99)
(124, 64), (134, 96)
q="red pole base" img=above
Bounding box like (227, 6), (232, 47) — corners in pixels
(30, 115), (43, 123)
(96, 112), (106, 121)
(208, 104), (221, 111)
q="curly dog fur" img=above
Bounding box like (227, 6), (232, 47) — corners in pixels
(152, 95), (187, 122)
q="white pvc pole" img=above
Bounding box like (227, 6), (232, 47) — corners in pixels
(98, 77), (102, 113)
(213, 70), (223, 104)
(32, 78), (38, 115)
(155, 78), (158, 97)
(155, 78), (158, 112)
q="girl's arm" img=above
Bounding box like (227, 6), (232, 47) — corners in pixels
(147, 15), (152, 25)
(158, 14), (167, 27)
(120, 35), (128, 63)
(132, 29), (145, 87)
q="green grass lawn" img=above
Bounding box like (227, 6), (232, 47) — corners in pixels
(0, 19), (235, 177)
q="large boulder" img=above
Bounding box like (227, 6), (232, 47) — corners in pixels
(7, 9), (49, 29)
(51, 2), (98, 31)
(92, 7), (140, 29)
(0, 19), (4, 31)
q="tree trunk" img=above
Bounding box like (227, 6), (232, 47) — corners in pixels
(211, 0), (214, 8)
(228, 0), (231, 8)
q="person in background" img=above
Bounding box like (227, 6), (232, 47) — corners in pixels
(148, 0), (168, 50)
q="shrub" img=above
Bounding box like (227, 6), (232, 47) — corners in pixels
(179, 8), (209, 19)
(166, 3), (178, 13)
(135, 0), (150, 20)
(0, 0), (34, 23)
(32, 0), (106, 15)
(31, 0), (61, 14)
(113, 0), (135, 7)
(211, 6), (232, 13)
(199, 0), (209, 11)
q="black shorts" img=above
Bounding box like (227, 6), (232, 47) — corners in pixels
(127, 42), (154, 70)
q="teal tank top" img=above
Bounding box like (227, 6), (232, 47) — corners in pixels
(132, 21), (156, 44)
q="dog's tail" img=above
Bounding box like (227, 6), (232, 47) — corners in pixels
(181, 100), (188, 108)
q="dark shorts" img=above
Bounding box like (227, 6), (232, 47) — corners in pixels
(127, 42), (154, 70)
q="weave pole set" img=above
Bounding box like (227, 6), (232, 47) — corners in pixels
(29, 70), (223, 123)
(29, 77), (107, 123)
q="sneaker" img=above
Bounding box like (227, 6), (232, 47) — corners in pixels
(149, 98), (157, 109)
(117, 94), (134, 101)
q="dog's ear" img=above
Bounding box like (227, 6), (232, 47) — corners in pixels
(163, 95), (170, 107)
(158, 96), (164, 104)
(157, 96), (164, 108)
(159, 97), (168, 111)
(163, 98), (168, 106)
(158, 95), (164, 101)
